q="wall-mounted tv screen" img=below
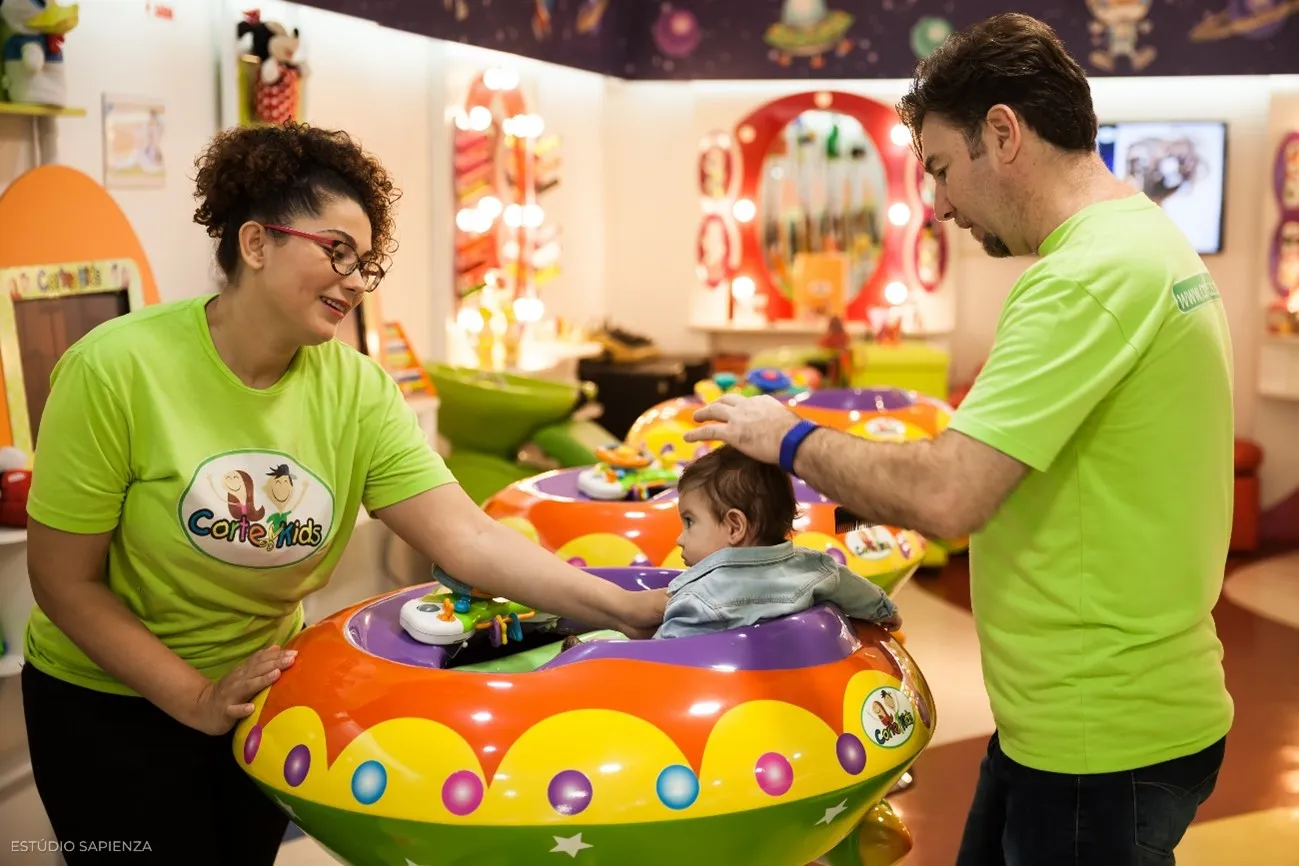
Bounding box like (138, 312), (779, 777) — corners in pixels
(1096, 121), (1227, 255)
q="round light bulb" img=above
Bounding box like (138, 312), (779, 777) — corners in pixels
(456, 208), (489, 233)
(510, 113), (543, 138)
(888, 202), (912, 226)
(732, 276), (756, 301)
(468, 105), (492, 132)
(732, 199), (757, 223)
(890, 123), (910, 147)
(884, 281), (909, 306)
(457, 307), (484, 334)
(513, 296), (544, 323)
(483, 67), (519, 91)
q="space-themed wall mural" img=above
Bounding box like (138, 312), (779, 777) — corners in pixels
(289, 0), (1299, 79)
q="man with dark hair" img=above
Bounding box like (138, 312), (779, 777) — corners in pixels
(685, 13), (1232, 864)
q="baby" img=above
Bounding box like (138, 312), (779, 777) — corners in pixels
(654, 445), (902, 639)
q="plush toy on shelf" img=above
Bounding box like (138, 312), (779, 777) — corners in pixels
(236, 9), (308, 126)
(0, 446), (30, 528)
(0, 0), (80, 107)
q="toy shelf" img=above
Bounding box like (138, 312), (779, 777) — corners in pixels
(0, 104), (85, 118)
(0, 529), (27, 679)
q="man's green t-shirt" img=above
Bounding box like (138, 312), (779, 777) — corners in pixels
(24, 295), (455, 695)
(949, 194), (1234, 774)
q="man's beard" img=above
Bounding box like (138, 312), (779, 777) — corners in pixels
(981, 232), (1013, 258)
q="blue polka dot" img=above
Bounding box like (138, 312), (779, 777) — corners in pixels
(656, 764), (700, 810)
(351, 760), (387, 805)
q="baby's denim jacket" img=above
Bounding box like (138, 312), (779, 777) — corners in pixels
(654, 541), (898, 639)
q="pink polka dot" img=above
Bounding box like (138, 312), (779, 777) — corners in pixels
(754, 752), (793, 796)
(442, 770), (484, 816)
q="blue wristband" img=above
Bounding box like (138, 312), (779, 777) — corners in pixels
(779, 419), (820, 476)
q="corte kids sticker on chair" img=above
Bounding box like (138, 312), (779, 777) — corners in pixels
(1086, 0), (1157, 72)
(180, 451), (334, 569)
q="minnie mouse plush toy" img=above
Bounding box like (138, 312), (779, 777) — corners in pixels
(237, 9), (308, 125)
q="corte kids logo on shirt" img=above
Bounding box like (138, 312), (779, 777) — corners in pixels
(1172, 272), (1221, 314)
(178, 451), (335, 568)
(861, 686), (917, 749)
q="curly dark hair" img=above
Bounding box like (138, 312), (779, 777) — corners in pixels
(678, 446), (798, 547)
(896, 13), (1097, 161)
(192, 122), (400, 281)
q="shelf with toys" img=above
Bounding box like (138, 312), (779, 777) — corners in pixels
(0, 103), (84, 117)
(0, 447), (32, 680)
(1, 0), (85, 169)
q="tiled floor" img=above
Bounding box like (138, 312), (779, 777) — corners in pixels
(276, 552), (1299, 866)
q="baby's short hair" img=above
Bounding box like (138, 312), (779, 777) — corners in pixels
(677, 446), (799, 546)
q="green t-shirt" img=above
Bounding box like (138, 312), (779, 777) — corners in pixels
(949, 194), (1234, 774)
(24, 295), (455, 695)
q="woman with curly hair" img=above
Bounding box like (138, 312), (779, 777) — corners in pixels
(19, 122), (667, 865)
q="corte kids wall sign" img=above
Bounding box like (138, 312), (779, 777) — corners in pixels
(0, 164), (161, 454)
(236, 8), (309, 127)
(0, 258), (146, 455)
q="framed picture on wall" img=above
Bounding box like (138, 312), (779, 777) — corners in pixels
(102, 94), (166, 189)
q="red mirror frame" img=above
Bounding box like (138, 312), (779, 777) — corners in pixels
(726, 90), (927, 323)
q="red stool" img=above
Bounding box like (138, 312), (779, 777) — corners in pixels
(1232, 438), (1263, 552)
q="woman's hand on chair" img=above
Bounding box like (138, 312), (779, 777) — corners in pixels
(614, 588), (669, 639)
(189, 645), (296, 736)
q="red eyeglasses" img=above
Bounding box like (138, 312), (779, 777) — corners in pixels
(263, 224), (385, 292)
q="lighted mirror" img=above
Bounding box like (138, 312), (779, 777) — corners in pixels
(727, 91), (929, 324)
(756, 110), (887, 315)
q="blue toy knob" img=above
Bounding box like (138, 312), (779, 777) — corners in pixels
(746, 367), (792, 393)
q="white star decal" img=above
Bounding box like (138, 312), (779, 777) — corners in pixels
(551, 833), (594, 857)
(817, 800), (849, 825)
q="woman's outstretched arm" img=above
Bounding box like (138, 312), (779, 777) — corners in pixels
(376, 483), (666, 637)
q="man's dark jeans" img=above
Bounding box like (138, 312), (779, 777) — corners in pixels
(956, 731), (1226, 865)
